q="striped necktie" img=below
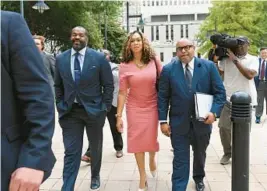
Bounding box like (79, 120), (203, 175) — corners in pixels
(185, 63), (192, 89)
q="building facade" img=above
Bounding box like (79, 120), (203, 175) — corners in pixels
(122, 0), (212, 64)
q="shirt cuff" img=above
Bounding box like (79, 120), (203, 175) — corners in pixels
(159, 120), (168, 123)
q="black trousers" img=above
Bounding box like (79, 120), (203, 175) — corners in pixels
(59, 104), (106, 190)
(85, 106), (123, 157)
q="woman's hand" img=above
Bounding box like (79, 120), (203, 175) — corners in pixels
(116, 117), (123, 133)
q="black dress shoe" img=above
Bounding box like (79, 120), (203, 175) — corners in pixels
(90, 177), (100, 190)
(195, 181), (205, 191)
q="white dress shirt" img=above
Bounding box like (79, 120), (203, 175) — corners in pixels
(181, 57), (194, 77)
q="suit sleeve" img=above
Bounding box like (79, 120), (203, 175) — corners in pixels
(209, 62), (226, 117)
(158, 65), (171, 121)
(8, 13), (55, 172)
(54, 56), (64, 103)
(100, 55), (114, 111)
(49, 54), (56, 80)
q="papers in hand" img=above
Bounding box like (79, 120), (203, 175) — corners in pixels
(194, 92), (213, 121)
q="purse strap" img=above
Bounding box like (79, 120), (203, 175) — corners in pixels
(153, 57), (159, 79)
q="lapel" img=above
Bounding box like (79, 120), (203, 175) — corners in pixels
(192, 57), (203, 91)
(80, 48), (96, 83)
(63, 49), (74, 84)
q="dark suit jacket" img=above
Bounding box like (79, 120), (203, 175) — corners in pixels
(42, 51), (55, 95)
(254, 58), (267, 88)
(54, 48), (114, 118)
(158, 57), (226, 135)
(1, 11), (56, 190)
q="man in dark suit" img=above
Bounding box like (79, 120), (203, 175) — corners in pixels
(81, 49), (123, 163)
(54, 26), (114, 190)
(1, 11), (56, 191)
(33, 35), (56, 96)
(158, 38), (226, 191)
(255, 47), (267, 124)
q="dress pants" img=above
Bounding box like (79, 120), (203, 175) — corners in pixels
(256, 81), (267, 117)
(85, 106), (123, 157)
(218, 103), (232, 156)
(171, 123), (210, 191)
(59, 104), (106, 191)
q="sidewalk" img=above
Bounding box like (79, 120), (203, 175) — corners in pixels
(41, 112), (267, 191)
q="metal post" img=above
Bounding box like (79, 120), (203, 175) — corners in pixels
(104, 9), (107, 49)
(126, 1), (129, 33)
(230, 91), (251, 191)
(20, 0), (24, 17)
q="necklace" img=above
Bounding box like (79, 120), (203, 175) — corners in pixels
(134, 60), (145, 68)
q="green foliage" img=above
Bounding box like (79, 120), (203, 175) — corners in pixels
(1, 1), (127, 58)
(197, 1), (267, 57)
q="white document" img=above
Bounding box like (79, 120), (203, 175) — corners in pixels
(194, 92), (214, 121)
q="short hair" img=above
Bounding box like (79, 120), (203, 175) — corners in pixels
(71, 26), (88, 38)
(33, 35), (45, 50)
(260, 47), (267, 51)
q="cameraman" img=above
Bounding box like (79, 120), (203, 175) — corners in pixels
(217, 36), (259, 165)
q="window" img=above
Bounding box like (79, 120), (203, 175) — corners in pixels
(156, 26), (159, 40)
(160, 52), (164, 62)
(185, 24), (189, 38)
(152, 0), (155, 6)
(170, 0), (172, 5)
(151, 26), (154, 41)
(156, 0), (159, 6)
(173, 52), (176, 57)
(180, 25), (184, 38)
(166, 25), (169, 40)
(165, 0), (168, 5)
(174, 0), (177, 5)
(171, 25), (174, 40)
(143, 1), (146, 6)
(160, 0), (163, 5)
(147, 0), (150, 6)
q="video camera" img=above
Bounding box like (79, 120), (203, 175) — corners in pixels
(209, 33), (248, 60)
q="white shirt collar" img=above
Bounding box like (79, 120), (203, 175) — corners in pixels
(182, 57), (195, 70)
(71, 47), (86, 56)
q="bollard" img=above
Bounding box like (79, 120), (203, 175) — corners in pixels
(230, 91), (252, 191)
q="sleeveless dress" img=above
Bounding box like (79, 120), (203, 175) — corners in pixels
(119, 58), (162, 153)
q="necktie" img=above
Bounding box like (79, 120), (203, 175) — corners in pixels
(260, 60), (265, 80)
(74, 52), (81, 85)
(185, 63), (192, 89)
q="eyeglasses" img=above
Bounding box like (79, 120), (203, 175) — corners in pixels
(176, 45), (193, 52)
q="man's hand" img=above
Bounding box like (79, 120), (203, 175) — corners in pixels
(160, 123), (171, 137)
(226, 49), (238, 62)
(9, 167), (44, 191)
(204, 112), (216, 125)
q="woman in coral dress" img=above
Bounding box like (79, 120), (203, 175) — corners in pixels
(116, 31), (162, 191)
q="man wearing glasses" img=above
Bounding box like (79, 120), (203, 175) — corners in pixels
(158, 39), (226, 191)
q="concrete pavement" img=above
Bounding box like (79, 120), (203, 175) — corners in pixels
(40, 111), (267, 191)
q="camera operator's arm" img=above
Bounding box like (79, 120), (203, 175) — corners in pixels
(227, 49), (257, 80)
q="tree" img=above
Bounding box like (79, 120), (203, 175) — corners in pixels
(1, 1), (127, 57)
(197, 1), (267, 56)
